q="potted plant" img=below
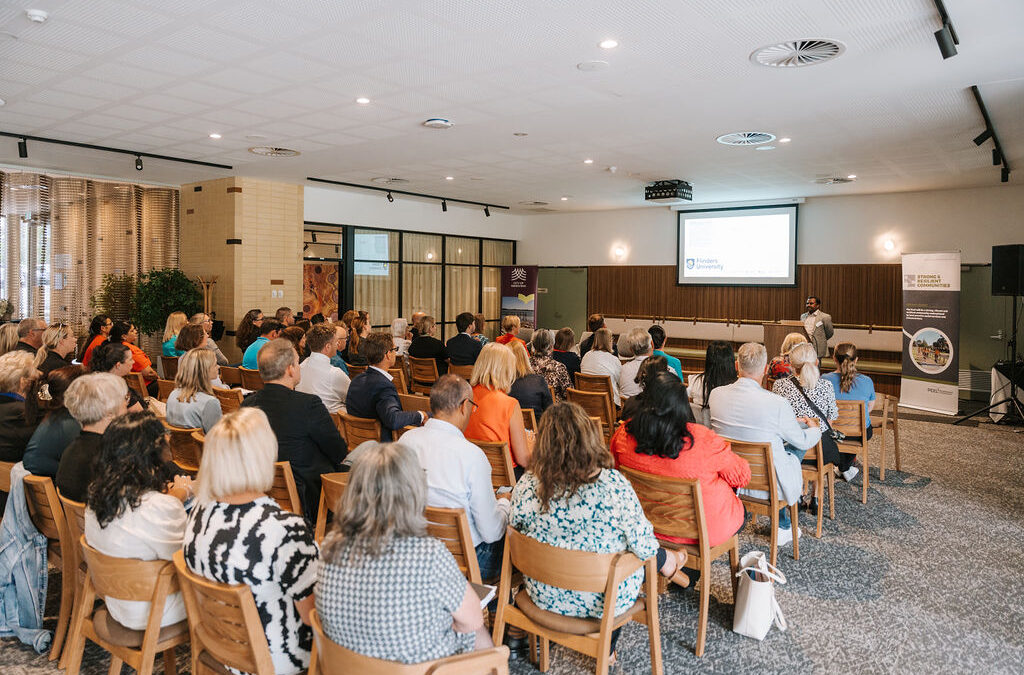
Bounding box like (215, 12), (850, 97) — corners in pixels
(90, 273), (136, 322)
(0, 298), (13, 322)
(133, 268), (203, 336)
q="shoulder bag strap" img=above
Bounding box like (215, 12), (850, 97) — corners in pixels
(790, 377), (831, 430)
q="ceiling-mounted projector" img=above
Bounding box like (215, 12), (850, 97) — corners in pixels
(645, 180), (692, 203)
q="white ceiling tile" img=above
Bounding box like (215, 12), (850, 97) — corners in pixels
(57, 0), (175, 33)
(5, 42), (87, 71)
(24, 89), (108, 110)
(47, 76), (143, 101)
(160, 81), (247, 106)
(78, 62), (176, 88)
(117, 45), (217, 77)
(133, 93), (212, 116)
(207, 4), (320, 42)
(198, 68), (290, 96)
(157, 26), (262, 62)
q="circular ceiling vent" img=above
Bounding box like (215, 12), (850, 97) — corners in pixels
(248, 146), (300, 157)
(751, 39), (845, 67)
(370, 177), (410, 185)
(518, 201), (549, 207)
(813, 176), (856, 185)
(716, 132), (776, 146)
(422, 118), (453, 129)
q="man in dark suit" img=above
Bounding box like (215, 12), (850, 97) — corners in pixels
(345, 332), (426, 441)
(241, 338), (346, 521)
(446, 312), (483, 366)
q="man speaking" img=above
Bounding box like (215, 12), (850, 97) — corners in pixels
(801, 296), (834, 359)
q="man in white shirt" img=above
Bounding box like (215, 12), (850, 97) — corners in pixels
(709, 342), (821, 546)
(399, 374), (509, 580)
(296, 324), (350, 414)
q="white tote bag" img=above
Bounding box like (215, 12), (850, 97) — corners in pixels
(732, 551), (787, 640)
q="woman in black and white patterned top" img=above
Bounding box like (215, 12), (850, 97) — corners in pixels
(316, 442), (492, 664)
(183, 408), (319, 675)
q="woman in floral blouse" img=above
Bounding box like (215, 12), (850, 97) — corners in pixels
(527, 329), (571, 400)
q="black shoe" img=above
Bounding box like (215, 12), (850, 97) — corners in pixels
(503, 634), (530, 659)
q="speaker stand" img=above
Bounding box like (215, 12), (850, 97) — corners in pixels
(955, 294), (1023, 427)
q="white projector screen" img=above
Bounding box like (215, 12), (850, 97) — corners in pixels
(676, 205), (798, 286)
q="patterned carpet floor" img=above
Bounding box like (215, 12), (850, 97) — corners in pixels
(3, 416), (1022, 674)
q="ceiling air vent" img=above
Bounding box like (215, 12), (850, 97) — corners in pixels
(716, 132), (776, 146)
(370, 177), (411, 185)
(518, 201), (549, 207)
(814, 176), (856, 185)
(248, 146), (300, 157)
(750, 39), (845, 68)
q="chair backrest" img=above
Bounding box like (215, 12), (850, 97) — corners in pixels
(521, 407), (537, 432)
(213, 386), (245, 413)
(80, 535), (178, 603)
(567, 388), (614, 439)
(398, 393), (431, 415)
(162, 419), (204, 473)
(448, 363), (474, 381)
(468, 439), (516, 490)
(59, 494), (87, 579)
(269, 461), (302, 515)
(618, 467), (707, 551)
(160, 356), (179, 380)
(340, 413), (383, 446)
(425, 506), (482, 584)
(723, 439), (776, 501)
(388, 368), (408, 395)
(172, 550), (275, 675)
(407, 356), (439, 394)
(507, 527), (643, 595)
(156, 379), (176, 402)
(348, 364), (368, 378)
(803, 440), (825, 471)
(124, 372), (147, 399)
(0, 460), (14, 493)
(574, 372), (614, 399)
(219, 366), (242, 387)
(239, 367), (264, 391)
(834, 400), (867, 440)
(24, 475), (67, 546)
(314, 472), (350, 544)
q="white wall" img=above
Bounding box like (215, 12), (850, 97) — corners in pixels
(516, 184), (1024, 266)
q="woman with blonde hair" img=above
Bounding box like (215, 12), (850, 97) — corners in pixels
(579, 327), (622, 405)
(466, 342), (531, 469)
(190, 312), (228, 365)
(0, 350), (41, 462)
(185, 408), (319, 674)
(494, 315), (525, 348)
(823, 342), (876, 438)
(509, 340), (552, 417)
(34, 322), (78, 376)
(0, 323), (21, 356)
(317, 442), (492, 664)
(768, 332), (808, 381)
(162, 311), (188, 357)
(166, 348), (221, 432)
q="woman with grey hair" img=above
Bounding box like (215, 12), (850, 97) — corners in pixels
(391, 317), (411, 356)
(618, 327), (654, 399)
(528, 328), (571, 400)
(316, 442), (493, 664)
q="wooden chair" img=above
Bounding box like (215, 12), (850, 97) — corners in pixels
(309, 609), (509, 675)
(160, 356), (179, 381)
(491, 528), (662, 675)
(156, 379), (176, 403)
(388, 367), (409, 395)
(425, 506), (483, 584)
(57, 494), (87, 669)
(339, 412), (383, 447)
(23, 476), (74, 662)
(618, 467), (739, 657)
(573, 373), (615, 402)
(124, 372), (148, 399)
(834, 399), (870, 504)
(239, 367), (264, 391)
(876, 394), (902, 480)
(800, 440), (836, 539)
(270, 461), (302, 516)
(161, 419), (204, 474)
(469, 439), (516, 492)
(723, 438), (799, 567)
(347, 363), (368, 378)
(213, 386), (244, 414)
(219, 366), (242, 387)
(407, 356), (440, 395)
(0, 460), (14, 493)
(521, 407), (538, 433)
(566, 388), (614, 444)
(399, 393), (431, 415)
(314, 472), (350, 544)
(172, 550), (276, 675)
(448, 362), (474, 381)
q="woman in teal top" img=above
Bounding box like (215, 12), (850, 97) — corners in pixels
(162, 311), (187, 357)
(822, 342), (876, 438)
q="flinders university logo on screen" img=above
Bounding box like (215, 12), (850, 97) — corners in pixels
(685, 258), (695, 270)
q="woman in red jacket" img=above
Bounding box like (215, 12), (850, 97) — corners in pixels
(610, 373), (750, 548)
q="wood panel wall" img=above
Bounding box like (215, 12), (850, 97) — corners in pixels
(588, 264), (901, 327)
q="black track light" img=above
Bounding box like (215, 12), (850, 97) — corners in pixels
(484, 205), (490, 217)
(441, 199), (447, 212)
(311, 232), (317, 243)
(18, 137), (28, 158)
(386, 191), (394, 203)
(973, 129), (992, 146)
(993, 148), (1002, 166)
(1002, 167), (1010, 183)
(135, 154), (143, 171)
(934, 24), (957, 59)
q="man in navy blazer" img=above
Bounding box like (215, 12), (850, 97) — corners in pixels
(345, 332), (426, 441)
(446, 312), (483, 366)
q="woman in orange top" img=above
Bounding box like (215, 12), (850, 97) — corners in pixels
(79, 314), (112, 367)
(465, 342), (531, 471)
(610, 373), (750, 548)
(493, 315), (526, 349)
(109, 321), (159, 395)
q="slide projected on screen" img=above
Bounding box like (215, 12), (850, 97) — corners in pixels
(677, 206), (798, 286)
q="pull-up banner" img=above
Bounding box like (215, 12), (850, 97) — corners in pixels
(500, 265), (538, 330)
(900, 252), (961, 415)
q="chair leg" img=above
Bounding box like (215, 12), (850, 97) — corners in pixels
(729, 539), (740, 601)
(539, 636), (550, 672)
(695, 561), (710, 657)
(527, 633), (537, 665)
(646, 579), (663, 675)
(828, 472), (836, 519)
(49, 565), (74, 661)
(108, 657), (124, 675)
(893, 415), (902, 472)
(815, 472), (824, 538)
(879, 417), (888, 482)
(163, 647), (178, 675)
(595, 628), (613, 675)
(861, 448), (869, 504)
(769, 510), (778, 567)
(790, 503), (800, 560)
(64, 583), (93, 675)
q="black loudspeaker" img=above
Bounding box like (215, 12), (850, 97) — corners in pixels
(992, 244), (1024, 296)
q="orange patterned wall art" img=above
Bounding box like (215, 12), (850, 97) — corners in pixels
(303, 262), (339, 320)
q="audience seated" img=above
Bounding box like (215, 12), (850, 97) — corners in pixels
(343, 316), (370, 366)
(185, 408), (319, 674)
(688, 341), (737, 428)
(510, 401), (687, 657)
(236, 308), (265, 354)
(190, 312), (228, 365)
(22, 365), (85, 476)
(824, 342), (876, 439)
(174, 322), (208, 353)
(471, 313), (489, 346)
(529, 329), (571, 400)
(550, 327), (581, 382)
(55, 372), (129, 502)
(84, 411), (192, 630)
(166, 348), (222, 433)
(408, 315), (449, 374)
(89, 342), (146, 412)
(33, 323), (77, 376)
(109, 320), (159, 395)
(445, 312), (482, 366)
(768, 332), (808, 382)
(709, 343), (820, 545)
(317, 442), (493, 663)
(508, 341), (552, 418)
(648, 325), (683, 380)
(280, 325), (308, 362)
(13, 318), (46, 355)
(79, 314), (112, 368)
(407, 311), (426, 339)
(619, 354), (670, 420)
(399, 375), (509, 580)
(242, 318), (282, 370)
(329, 323), (350, 374)
(579, 327), (622, 406)
(0, 323), (19, 356)
(163, 311), (188, 357)
(579, 313), (616, 358)
(241, 338), (347, 521)
(276, 306), (295, 327)
(612, 374), (750, 547)
(345, 332), (424, 441)
(466, 343), (531, 469)
(297, 324), (350, 414)
(390, 318), (411, 356)
(618, 327), (654, 399)
(0, 351), (41, 462)
(494, 315), (526, 348)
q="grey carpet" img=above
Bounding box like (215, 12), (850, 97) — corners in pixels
(3, 417), (1022, 674)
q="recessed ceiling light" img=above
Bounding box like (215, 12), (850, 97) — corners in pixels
(355, 97), (370, 105)
(847, 174), (857, 179)
(560, 196), (569, 201)
(445, 176), (454, 181)
(779, 137), (791, 143)
(583, 158), (594, 164)
(245, 133), (267, 140)
(577, 60), (609, 72)
(755, 146), (776, 151)
(599, 39), (619, 49)
(208, 133), (221, 139)
(883, 239), (896, 251)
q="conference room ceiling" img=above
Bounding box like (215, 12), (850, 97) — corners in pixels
(0, 0), (1021, 211)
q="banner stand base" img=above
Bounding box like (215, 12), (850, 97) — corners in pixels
(953, 396), (1024, 427)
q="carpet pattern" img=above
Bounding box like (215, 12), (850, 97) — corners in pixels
(3, 417), (1022, 674)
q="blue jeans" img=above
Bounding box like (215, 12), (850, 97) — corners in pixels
(476, 539), (504, 582)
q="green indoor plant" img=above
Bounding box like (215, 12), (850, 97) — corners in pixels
(90, 273), (136, 322)
(133, 268), (202, 335)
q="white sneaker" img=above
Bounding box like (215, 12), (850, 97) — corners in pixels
(776, 526), (800, 547)
(841, 466), (860, 482)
